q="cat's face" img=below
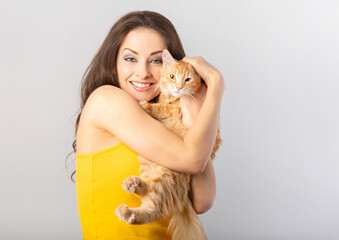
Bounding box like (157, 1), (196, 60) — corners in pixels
(160, 50), (201, 98)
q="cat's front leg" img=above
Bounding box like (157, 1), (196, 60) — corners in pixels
(139, 100), (152, 114)
(139, 101), (179, 120)
(122, 175), (148, 196)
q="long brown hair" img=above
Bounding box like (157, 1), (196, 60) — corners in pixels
(66, 10), (186, 181)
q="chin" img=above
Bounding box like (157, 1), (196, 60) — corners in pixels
(134, 94), (157, 102)
(127, 86), (160, 102)
(125, 89), (156, 102)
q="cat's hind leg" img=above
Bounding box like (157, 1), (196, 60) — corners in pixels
(115, 198), (161, 224)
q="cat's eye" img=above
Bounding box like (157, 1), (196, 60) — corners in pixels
(185, 78), (191, 82)
(170, 74), (175, 79)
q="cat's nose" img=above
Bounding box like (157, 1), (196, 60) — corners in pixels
(176, 87), (183, 91)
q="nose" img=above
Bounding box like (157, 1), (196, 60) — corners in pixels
(136, 62), (151, 79)
(176, 86), (183, 91)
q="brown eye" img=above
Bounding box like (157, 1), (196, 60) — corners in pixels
(185, 78), (191, 82)
(170, 74), (175, 79)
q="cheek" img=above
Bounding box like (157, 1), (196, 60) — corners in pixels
(118, 64), (129, 77)
(117, 63), (133, 84)
(151, 66), (162, 82)
(165, 82), (176, 91)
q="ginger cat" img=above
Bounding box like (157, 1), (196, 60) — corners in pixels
(115, 50), (221, 240)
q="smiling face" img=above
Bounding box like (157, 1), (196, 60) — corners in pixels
(116, 28), (166, 102)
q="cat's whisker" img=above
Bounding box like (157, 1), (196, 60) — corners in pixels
(186, 92), (199, 102)
(185, 92), (194, 99)
(190, 92), (201, 98)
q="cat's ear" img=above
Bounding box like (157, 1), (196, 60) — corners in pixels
(162, 49), (176, 66)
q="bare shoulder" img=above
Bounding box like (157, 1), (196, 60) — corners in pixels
(77, 85), (144, 153)
(85, 85), (138, 119)
(87, 85), (130, 107)
(84, 85), (146, 132)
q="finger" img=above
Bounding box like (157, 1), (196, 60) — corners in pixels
(182, 57), (206, 79)
(181, 56), (197, 65)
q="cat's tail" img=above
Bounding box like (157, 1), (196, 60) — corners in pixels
(168, 203), (207, 240)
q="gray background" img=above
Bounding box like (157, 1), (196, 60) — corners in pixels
(0, 0), (338, 239)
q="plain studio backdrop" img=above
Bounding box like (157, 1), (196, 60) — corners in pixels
(0, 0), (338, 239)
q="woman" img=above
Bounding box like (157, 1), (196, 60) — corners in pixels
(74, 11), (225, 239)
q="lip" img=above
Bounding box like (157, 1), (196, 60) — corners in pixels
(129, 81), (154, 92)
(130, 80), (154, 84)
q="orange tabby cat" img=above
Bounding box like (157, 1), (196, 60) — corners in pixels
(115, 50), (221, 240)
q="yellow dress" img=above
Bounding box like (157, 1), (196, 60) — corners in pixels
(76, 142), (170, 240)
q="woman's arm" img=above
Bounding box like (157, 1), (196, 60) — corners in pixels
(180, 56), (224, 171)
(190, 160), (216, 214)
(85, 56), (224, 174)
(180, 80), (217, 214)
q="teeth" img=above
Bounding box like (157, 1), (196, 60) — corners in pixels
(131, 81), (152, 87)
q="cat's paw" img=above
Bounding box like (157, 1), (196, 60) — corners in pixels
(139, 100), (148, 107)
(115, 204), (136, 224)
(139, 101), (151, 113)
(122, 175), (141, 193)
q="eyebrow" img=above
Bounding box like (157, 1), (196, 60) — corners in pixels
(122, 48), (163, 56)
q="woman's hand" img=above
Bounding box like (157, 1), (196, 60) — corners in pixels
(180, 55), (225, 128)
(182, 56), (225, 95)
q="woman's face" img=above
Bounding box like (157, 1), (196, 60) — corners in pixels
(117, 28), (166, 102)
